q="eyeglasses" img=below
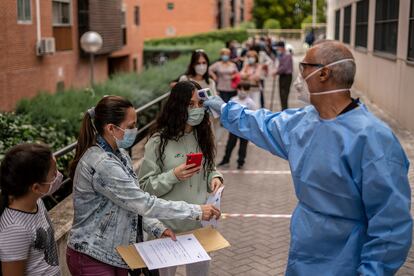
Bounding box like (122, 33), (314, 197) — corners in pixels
(299, 62), (324, 74)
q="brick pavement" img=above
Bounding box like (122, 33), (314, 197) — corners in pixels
(173, 57), (414, 275)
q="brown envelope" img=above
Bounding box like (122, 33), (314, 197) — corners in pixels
(116, 227), (230, 269)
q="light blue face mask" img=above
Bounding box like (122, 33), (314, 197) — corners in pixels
(221, 55), (230, 62)
(113, 126), (138, 149)
(187, 108), (205, 126)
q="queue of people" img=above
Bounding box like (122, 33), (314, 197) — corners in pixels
(0, 39), (412, 276)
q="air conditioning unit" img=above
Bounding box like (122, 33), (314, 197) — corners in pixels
(36, 37), (56, 56)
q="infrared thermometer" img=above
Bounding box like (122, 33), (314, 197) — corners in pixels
(197, 88), (219, 118)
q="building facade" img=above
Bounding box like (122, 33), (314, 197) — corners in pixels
(0, 0), (254, 111)
(109, 0), (144, 75)
(0, 0), (143, 111)
(327, 0), (414, 132)
(139, 0), (254, 40)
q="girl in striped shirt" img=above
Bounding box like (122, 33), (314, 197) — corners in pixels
(0, 143), (63, 276)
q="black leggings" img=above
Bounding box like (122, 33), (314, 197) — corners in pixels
(222, 133), (248, 166)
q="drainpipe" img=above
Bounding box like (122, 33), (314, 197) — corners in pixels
(35, 0), (41, 50)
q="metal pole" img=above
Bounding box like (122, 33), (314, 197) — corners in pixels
(312, 0), (317, 28)
(90, 53), (94, 87)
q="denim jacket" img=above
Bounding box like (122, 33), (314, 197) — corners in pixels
(67, 136), (202, 268)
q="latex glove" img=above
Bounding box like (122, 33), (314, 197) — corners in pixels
(203, 96), (225, 116)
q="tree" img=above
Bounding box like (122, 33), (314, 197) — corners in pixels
(263, 19), (281, 29)
(253, 0), (326, 29)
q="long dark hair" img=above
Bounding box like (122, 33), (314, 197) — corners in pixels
(185, 50), (211, 84)
(0, 143), (52, 216)
(149, 81), (216, 173)
(69, 96), (134, 179)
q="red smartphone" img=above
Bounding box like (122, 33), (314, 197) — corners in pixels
(186, 153), (203, 167)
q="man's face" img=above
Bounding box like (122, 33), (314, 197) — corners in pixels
(300, 48), (327, 93)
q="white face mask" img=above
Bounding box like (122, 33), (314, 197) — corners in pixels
(194, 64), (207, 76)
(294, 58), (355, 104)
(39, 171), (63, 196)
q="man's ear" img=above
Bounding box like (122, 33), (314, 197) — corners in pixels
(319, 68), (331, 82)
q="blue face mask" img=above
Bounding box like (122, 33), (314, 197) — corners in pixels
(221, 55), (230, 62)
(113, 126), (138, 149)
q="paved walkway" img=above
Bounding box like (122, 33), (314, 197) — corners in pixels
(173, 56), (414, 275)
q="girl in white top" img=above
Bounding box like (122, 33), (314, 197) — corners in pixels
(179, 50), (217, 96)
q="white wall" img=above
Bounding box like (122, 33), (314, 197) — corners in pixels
(327, 0), (414, 132)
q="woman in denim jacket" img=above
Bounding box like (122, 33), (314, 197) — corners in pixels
(66, 96), (220, 276)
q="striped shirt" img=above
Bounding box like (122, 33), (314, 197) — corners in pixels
(0, 199), (60, 276)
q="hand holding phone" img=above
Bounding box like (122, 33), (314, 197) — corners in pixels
(186, 153), (203, 167)
(173, 163), (200, 181)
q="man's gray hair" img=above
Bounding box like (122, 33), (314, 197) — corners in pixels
(312, 40), (356, 88)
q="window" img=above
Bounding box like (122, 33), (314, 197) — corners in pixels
(53, 0), (71, 26)
(230, 0), (236, 27)
(217, 0), (223, 29)
(240, 0), (244, 22)
(343, 5), (351, 44)
(53, 0), (72, 51)
(335, 9), (340, 40)
(408, 0), (414, 61)
(133, 58), (138, 72)
(167, 2), (174, 10)
(121, 7), (127, 45)
(355, 0), (369, 48)
(17, 0), (31, 23)
(134, 6), (140, 26)
(374, 0), (399, 55)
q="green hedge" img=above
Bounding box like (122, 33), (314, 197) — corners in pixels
(0, 112), (75, 169)
(145, 29), (248, 46)
(15, 59), (189, 136)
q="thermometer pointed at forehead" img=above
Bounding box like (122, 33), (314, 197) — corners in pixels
(197, 88), (212, 100)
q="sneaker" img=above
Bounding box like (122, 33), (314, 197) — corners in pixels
(218, 160), (230, 168)
(237, 164), (244, 170)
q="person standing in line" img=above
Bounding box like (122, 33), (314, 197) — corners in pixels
(240, 50), (263, 108)
(273, 41), (293, 110)
(179, 50), (217, 96)
(209, 48), (239, 103)
(218, 82), (257, 170)
(305, 28), (315, 47)
(139, 81), (223, 276)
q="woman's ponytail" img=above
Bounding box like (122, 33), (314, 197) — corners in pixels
(69, 110), (96, 179)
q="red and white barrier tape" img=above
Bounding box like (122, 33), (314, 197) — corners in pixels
(219, 170), (291, 175)
(222, 213), (292, 219)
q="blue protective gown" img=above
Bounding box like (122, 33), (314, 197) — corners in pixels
(221, 102), (412, 276)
